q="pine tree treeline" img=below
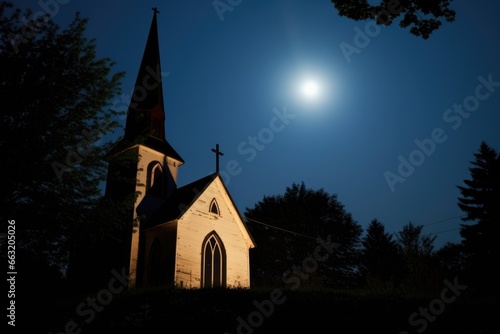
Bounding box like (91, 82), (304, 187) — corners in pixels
(245, 186), (447, 295)
(456, 141), (500, 294)
(246, 141), (499, 297)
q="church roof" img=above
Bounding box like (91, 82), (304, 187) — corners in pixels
(145, 173), (218, 227)
(144, 172), (256, 246)
(105, 134), (184, 163)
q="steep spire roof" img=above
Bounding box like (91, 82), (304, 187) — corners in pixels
(109, 9), (183, 163)
(124, 9), (164, 141)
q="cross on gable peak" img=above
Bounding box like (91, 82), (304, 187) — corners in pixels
(211, 144), (224, 173)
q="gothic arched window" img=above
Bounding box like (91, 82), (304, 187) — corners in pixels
(209, 198), (220, 215)
(201, 232), (226, 288)
(151, 163), (163, 188)
(147, 161), (163, 195)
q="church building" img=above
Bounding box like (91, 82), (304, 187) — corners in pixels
(104, 9), (255, 289)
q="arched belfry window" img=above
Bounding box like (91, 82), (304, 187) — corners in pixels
(151, 163), (163, 188)
(201, 231), (226, 288)
(148, 238), (161, 287)
(209, 198), (220, 215)
(147, 161), (163, 194)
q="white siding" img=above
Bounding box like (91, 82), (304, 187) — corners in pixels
(129, 145), (182, 287)
(175, 176), (254, 288)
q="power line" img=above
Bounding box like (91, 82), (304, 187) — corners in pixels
(421, 215), (466, 227)
(422, 227), (462, 238)
(388, 214), (467, 238)
(244, 214), (467, 241)
(244, 217), (317, 240)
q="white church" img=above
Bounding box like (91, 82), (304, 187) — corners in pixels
(103, 9), (255, 289)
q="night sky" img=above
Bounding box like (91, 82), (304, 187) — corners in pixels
(26, 0), (500, 248)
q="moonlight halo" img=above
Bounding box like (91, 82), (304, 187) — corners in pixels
(301, 79), (320, 99)
(290, 67), (334, 109)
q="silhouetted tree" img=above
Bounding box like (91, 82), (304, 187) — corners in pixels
(396, 222), (442, 295)
(434, 241), (466, 278)
(457, 141), (500, 292)
(331, 0), (456, 39)
(360, 219), (404, 292)
(245, 182), (363, 289)
(397, 222), (435, 257)
(0, 1), (124, 292)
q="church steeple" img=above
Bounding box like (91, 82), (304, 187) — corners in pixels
(102, 9), (184, 288)
(124, 8), (165, 142)
(108, 8), (182, 164)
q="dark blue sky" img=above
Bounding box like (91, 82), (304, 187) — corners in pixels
(31, 0), (500, 248)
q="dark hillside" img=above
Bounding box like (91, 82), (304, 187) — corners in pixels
(41, 287), (495, 334)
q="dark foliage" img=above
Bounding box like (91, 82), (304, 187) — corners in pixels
(245, 182), (363, 290)
(35, 286), (494, 334)
(435, 241), (467, 278)
(0, 1), (124, 292)
(457, 141), (500, 293)
(331, 0), (456, 39)
(395, 222), (444, 295)
(360, 219), (405, 291)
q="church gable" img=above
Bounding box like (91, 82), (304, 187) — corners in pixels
(179, 175), (255, 249)
(174, 175), (255, 288)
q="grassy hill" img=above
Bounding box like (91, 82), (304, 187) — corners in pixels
(38, 285), (495, 334)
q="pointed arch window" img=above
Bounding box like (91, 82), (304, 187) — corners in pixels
(151, 163), (163, 188)
(148, 238), (161, 287)
(201, 232), (226, 288)
(209, 198), (220, 215)
(147, 161), (164, 195)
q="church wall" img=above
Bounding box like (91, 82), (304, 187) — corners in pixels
(142, 221), (178, 288)
(137, 145), (178, 190)
(129, 145), (178, 288)
(175, 178), (253, 288)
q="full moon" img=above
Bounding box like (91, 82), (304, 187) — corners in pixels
(301, 79), (321, 99)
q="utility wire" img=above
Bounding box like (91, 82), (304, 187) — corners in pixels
(244, 217), (317, 240)
(245, 214), (467, 241)
(422, 227), (462, 238)
(421, 215), (466, 227)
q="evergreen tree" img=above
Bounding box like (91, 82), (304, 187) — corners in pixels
(245, 182), (363, 289)
(457, 141), (500, 292)
(360, 219), (403, 292)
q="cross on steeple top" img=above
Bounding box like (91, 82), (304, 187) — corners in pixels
(152, 7), (160, 14)
(211, 144), (224, 173)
